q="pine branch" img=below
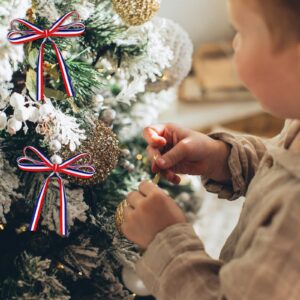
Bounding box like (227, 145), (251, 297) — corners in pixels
(54, 0), (83, 13)
(84, 2), (126, 54)
(0, 125), (45, 164)
(0, 252), (70, 299)
(65, 60), (104, 107)
(84, 3), (147, 65)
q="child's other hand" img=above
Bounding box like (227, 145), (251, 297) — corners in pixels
(121, 180), (186, 249)
(143, 123), (231, 184)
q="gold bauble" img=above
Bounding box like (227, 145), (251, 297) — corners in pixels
(62, 120), (120, 186)
(112, 0), (160, 26)
(115, 199), (128, 234)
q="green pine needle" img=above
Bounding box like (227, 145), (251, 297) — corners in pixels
(65, 60), (104, 107)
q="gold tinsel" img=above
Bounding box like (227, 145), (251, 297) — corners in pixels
(62, 120), (120, 186)
(112, 0), (160, 26)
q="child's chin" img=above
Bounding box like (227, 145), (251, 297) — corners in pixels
(261, 102), (291, 119)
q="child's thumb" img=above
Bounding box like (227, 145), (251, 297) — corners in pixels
(156, 142), (187, 169)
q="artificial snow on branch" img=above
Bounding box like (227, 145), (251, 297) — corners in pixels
(36, 100), (86, 152)
(0, 0), (30, 83)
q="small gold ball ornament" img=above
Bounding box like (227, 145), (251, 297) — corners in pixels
(62, 120), (120, 186)
(136, 154), (143, 161)
(15, 224), (28, 234)
(56, 262), (65, 270)
(112, 0), (160, 26)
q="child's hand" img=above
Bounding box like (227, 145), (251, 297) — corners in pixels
(143, 123), (232, 184)
(121, 180), (186, 249)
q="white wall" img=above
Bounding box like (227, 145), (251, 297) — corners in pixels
(158, 0), (234, 46)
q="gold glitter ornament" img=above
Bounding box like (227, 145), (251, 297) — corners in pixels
(114, 172), (161, 234)
(115, 199), (129, 234)
(62, 120), (120, 186)
(112, 0), (160, 26)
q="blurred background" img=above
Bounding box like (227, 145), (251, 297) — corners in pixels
(159, 0), (233, 45)
(156, 0), (285, 261)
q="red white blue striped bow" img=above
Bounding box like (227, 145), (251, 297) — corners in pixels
(17, 146), (95, 236)
(7, 11), (85, 101)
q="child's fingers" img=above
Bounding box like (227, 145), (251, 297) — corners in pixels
(152, 161), (159, 173)
(143, 125), (167, 147)
(155, 141), (187, 170)
(146, 138), (181, 184)
(138, 180), (158, 196)
(154, 155), (181, 184)
(172, 174), (181, 185)
(147, 146), (170, 175)
(162, 170), (181, 185)
(147, 147), (181, 184)
(147, 146), (161, 169)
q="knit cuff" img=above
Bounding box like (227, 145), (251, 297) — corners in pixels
(201, 132), (247, 200)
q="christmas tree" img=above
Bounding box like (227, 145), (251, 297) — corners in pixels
(0, 0), (198, 298)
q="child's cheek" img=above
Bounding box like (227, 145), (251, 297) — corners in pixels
(233, 49), (253, 89)
(234, 48), (275, 114)
(232, 35), (251, 86)
(233, 37), (263, 93)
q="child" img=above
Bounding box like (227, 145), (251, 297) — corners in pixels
(121, 0), (300, 299)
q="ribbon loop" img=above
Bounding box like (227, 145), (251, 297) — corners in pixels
(17, 146), (95, 236)
(7, 11), (85, 101)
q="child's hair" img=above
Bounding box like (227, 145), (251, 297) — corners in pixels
(247, 0), (300, 46)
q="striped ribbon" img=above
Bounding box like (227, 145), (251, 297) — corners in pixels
(7, 11), (85, 101)
(17, 146), (95, 236)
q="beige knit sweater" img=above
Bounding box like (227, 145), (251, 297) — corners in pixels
(135, 119), (300, 300)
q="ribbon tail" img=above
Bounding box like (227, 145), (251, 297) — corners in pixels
(36, 41), (46, 101)
(51, 40), (75, 98)
(30, 176), (51, 232)
(58, 177), (68, 236)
